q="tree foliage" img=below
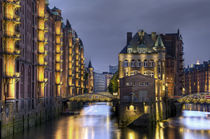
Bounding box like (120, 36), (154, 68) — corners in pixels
(108, 71), (119, 93)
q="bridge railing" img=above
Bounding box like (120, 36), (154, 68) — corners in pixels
(178, 92), (210, 104)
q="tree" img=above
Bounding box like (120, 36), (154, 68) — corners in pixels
(108, 71), (119, 93)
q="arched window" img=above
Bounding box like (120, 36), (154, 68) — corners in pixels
(28, 67), (31, 98)
(124, 60), (128, 67)
(20, 65), (24, 98)
(20, 64), (24, 109)
(144, 60), (148, 67)
(28, 67), (31, 109)
(137, 60), (141, 67)
(158, 60), (161, 74)
(149, 60), (155, 67)
(131, 60), (135, 67)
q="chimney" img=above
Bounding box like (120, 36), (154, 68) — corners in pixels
(127, 32), (132, 45)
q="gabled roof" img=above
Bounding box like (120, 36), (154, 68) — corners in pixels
(120, 30), (165, 54)
(66, 20), (71, 28)
(154, 35), (165, 48)
(88, 61), (93, 68)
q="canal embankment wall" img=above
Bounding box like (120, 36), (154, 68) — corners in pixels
(117, 99), (183, 127)
(0, 100), (63, 138)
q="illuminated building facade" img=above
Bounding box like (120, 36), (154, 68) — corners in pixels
(62, 20), (85, 97)
(119, 30), (184, 99)
(184, 60), (210, 95)
(119, 30), (166, 100)
(0, 0), (85, 137)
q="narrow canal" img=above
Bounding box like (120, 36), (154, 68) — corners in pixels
(7, 102), (210, 139)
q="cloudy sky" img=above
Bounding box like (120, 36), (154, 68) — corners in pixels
(50, 0), (210, 72)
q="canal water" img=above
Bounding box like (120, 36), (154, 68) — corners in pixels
(8, 102), (210, 139)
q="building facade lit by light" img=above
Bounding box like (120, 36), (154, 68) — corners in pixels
(118, 30), (184, 98)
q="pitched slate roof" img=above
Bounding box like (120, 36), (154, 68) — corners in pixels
(120, 30), (165, 54)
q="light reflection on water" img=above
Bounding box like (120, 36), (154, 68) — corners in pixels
(8, 103), (210, 139)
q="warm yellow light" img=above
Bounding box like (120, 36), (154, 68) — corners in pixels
(38, 55), (45, 64)
(55, 21), (61, 34)
(38, 19), (45, 30)
(68, 78), (72, 86)
(5, 4), (14, 19)
(6, 21), (15, 36)
(56, 63), (61, 71)
(69, 39), (72, 47)
(38, 0), (45, 17)
(56, 36), (61, 43)
(5, 38), (15, 53)
(38, 31), (45, 41)
(56, 54), (61, 62)
(56, 45), (61, 53)
(5, 57), (15, 77)
(40, 83), (45, 97)
(55, 72), (61, 84)
(8, 79), (15, 99)
(38, 67), (44, 81)
(129, 105), (134, 111)
(128, 131), (135, 139)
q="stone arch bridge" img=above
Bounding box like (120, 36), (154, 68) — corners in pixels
(67, 92), (117, 102)
(177, 92), (210, 104)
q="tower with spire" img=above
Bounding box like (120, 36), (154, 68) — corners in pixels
(87, 60), (94, 93)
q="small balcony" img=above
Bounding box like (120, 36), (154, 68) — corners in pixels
(3, 72), (20, 79)
(3, 47), (20, 56)
(38, 78), (48, 84)
(4, 31), (21, 39)
(56, 42), (61, 45)
(37, 62), (48, 67)
(55, 69), (63, 72)
(55, 60), (63, 63)
(3, 0), (20, 5)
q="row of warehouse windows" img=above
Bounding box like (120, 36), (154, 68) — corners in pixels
(126, 82), (149, 86)
(123, 60), (158, 68)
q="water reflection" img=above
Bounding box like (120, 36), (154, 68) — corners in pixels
(8, 103), (210, 139)
(54, 102), (114, 139)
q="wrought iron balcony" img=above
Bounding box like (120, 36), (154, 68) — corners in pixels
(3, 0), (20, 5)
(55, 60), (63, 63)
(3, 72), (20, 79)
(55, 69), (63, 72)
(37, 62), (48, 67)
(3, 31), (20, 39)
(38, 78), (48, 84)
(55, 82), (63, 85)
(2, 48), (20, 56)
(56, 42), (62, 45)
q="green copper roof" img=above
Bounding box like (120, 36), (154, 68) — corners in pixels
(120, 30), (165, 54)
(155, 35), (165, 48)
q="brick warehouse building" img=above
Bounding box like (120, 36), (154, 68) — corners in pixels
(118, 30), (184, 98)
(184, 61), (210, 95)
(0, 0), (85, 137)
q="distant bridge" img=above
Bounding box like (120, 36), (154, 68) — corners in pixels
(177, 92), (210, 104)
(68, 92), (117, 102)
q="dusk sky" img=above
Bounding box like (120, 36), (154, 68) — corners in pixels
(50, 0), (210, 72)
